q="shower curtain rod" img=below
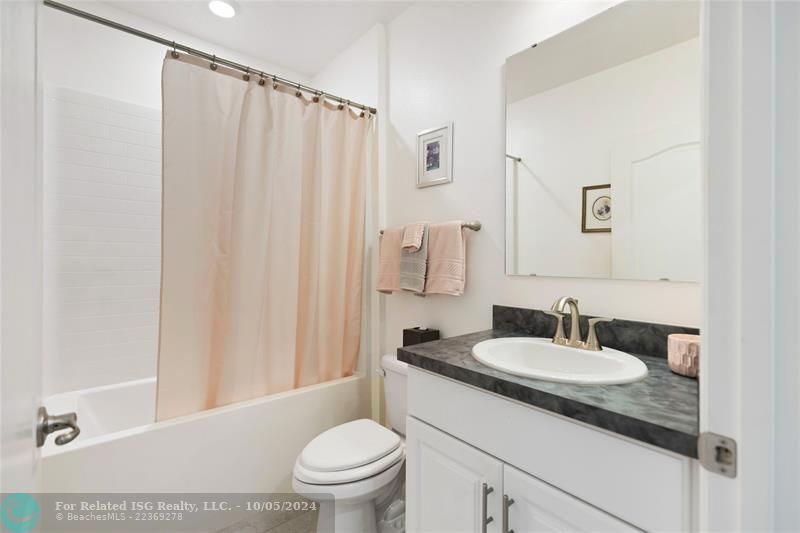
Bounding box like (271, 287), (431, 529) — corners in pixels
(42, 0), (378, 115)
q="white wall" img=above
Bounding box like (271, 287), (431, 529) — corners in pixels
(382, 1), (701, 352)
(507, 37), (700, 279)
(312, 24), (382, 109)
(41, 2), (307, 110)
(39, 3), (308, 394)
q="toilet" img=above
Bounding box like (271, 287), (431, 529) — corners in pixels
(293, 355), (408, 533)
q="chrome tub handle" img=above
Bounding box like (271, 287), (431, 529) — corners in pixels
(37, 406), (80, 447)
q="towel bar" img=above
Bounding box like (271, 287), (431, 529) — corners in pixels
(379, 220), (481, 236)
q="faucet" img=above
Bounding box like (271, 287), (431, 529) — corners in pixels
(550, 296), (583, 348)
(548, 297), (613, 351)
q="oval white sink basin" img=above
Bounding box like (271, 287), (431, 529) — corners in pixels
(471, 337), (648, 385)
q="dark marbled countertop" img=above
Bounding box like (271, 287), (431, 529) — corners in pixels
(398, 330), (699, 458)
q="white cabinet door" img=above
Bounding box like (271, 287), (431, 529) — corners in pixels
(503, 465), (639, 533)
(406, 417), (504, 533)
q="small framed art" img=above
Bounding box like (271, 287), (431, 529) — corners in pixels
(582, 184), (612, 233)
(416, 123), (453, 188)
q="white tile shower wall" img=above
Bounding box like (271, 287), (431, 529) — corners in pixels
(43, 87), (161, 395)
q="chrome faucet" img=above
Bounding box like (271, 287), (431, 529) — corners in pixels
(548, 297), (613, 351)
(551, 296), (583, 347)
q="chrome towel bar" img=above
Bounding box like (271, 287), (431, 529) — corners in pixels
(379, 220), (482, 236)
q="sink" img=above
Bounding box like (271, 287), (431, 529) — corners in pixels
(471, 337), (648, 385)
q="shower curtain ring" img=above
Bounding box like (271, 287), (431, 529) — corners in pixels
(243, 67), (251, 82)
(170, 41), (179, 59)
(337, 100), (344, 110)
(258, 72), (266, 86)
(313, 91), (321, 103)
(272, 75), (278, 89)
(295, 84), (302, 98)
(210, 55), (218, 71)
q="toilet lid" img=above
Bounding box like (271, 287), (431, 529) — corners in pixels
(298, 419), (401, 472)
(294, 443), (405, 485)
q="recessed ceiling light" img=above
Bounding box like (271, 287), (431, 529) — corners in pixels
(208, 0), (237, 18)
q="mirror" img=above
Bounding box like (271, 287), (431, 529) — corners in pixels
(505, 1), (701, 282)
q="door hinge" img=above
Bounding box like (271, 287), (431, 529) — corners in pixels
(698, 432), (737, 478)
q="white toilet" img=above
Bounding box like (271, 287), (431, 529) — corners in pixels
(293, 355), (408, 533)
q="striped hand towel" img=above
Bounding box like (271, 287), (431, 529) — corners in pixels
(399, 223), (429, 294)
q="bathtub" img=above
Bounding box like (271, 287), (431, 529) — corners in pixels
(42, 374), (370, 495)
(43, 377), (158, 450)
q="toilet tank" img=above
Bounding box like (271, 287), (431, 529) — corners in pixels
(381, 354), (408, 436)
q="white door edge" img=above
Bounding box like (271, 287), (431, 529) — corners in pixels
(0, 0), (43, 495)
(701, 0), (800, 530)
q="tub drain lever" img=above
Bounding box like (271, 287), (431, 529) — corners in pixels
(36, 406), (80, 447)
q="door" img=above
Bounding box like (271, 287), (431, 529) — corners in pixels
(406, 417), (503, 533)
(611, 124), (701, 282)
(702, 0), (800, 530)
(0, 0), (43, 494)
(503, 465), (638, 533)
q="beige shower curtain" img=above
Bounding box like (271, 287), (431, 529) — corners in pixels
(156, 54), (374, 421)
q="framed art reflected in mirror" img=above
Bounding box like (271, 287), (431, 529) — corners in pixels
(582, 184), (611, 233)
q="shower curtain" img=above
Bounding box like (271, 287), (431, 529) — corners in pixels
(156, 53), (375, 421)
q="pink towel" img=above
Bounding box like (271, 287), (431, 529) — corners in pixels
(402, 222), (427, 252)
(425, 221), (467, 296)
(377, 227), (403, 293)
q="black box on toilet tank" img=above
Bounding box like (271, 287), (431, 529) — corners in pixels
(403, 327), (440, 347)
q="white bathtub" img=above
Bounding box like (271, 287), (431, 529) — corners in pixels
(43, 377), (157, 451)
(42, 374), (370, 494)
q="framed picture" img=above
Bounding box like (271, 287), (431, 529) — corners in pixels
(582, 184), (612, 233)
(416, 123), (453, 188)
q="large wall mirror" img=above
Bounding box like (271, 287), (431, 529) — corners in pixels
(505, 1), (701, 282)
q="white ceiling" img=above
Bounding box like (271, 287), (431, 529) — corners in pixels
(107, 1), (410, 76)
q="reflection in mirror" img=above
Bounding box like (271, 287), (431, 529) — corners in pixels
(505, 1), (701, 282)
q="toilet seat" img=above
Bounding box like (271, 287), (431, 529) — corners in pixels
(295, 443), (404, 484)
(299, 419), (401, 472)
(294, 419), (405, 485)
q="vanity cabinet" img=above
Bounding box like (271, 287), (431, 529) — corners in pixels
(405, 367), (693, 532)
(407, 417), (638, 533)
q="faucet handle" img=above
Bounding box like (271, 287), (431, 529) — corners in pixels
(543, 311), (567, 345)
(585, 317), (613, 351)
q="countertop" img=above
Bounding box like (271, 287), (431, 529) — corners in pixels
(398, 329), (699, 457)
